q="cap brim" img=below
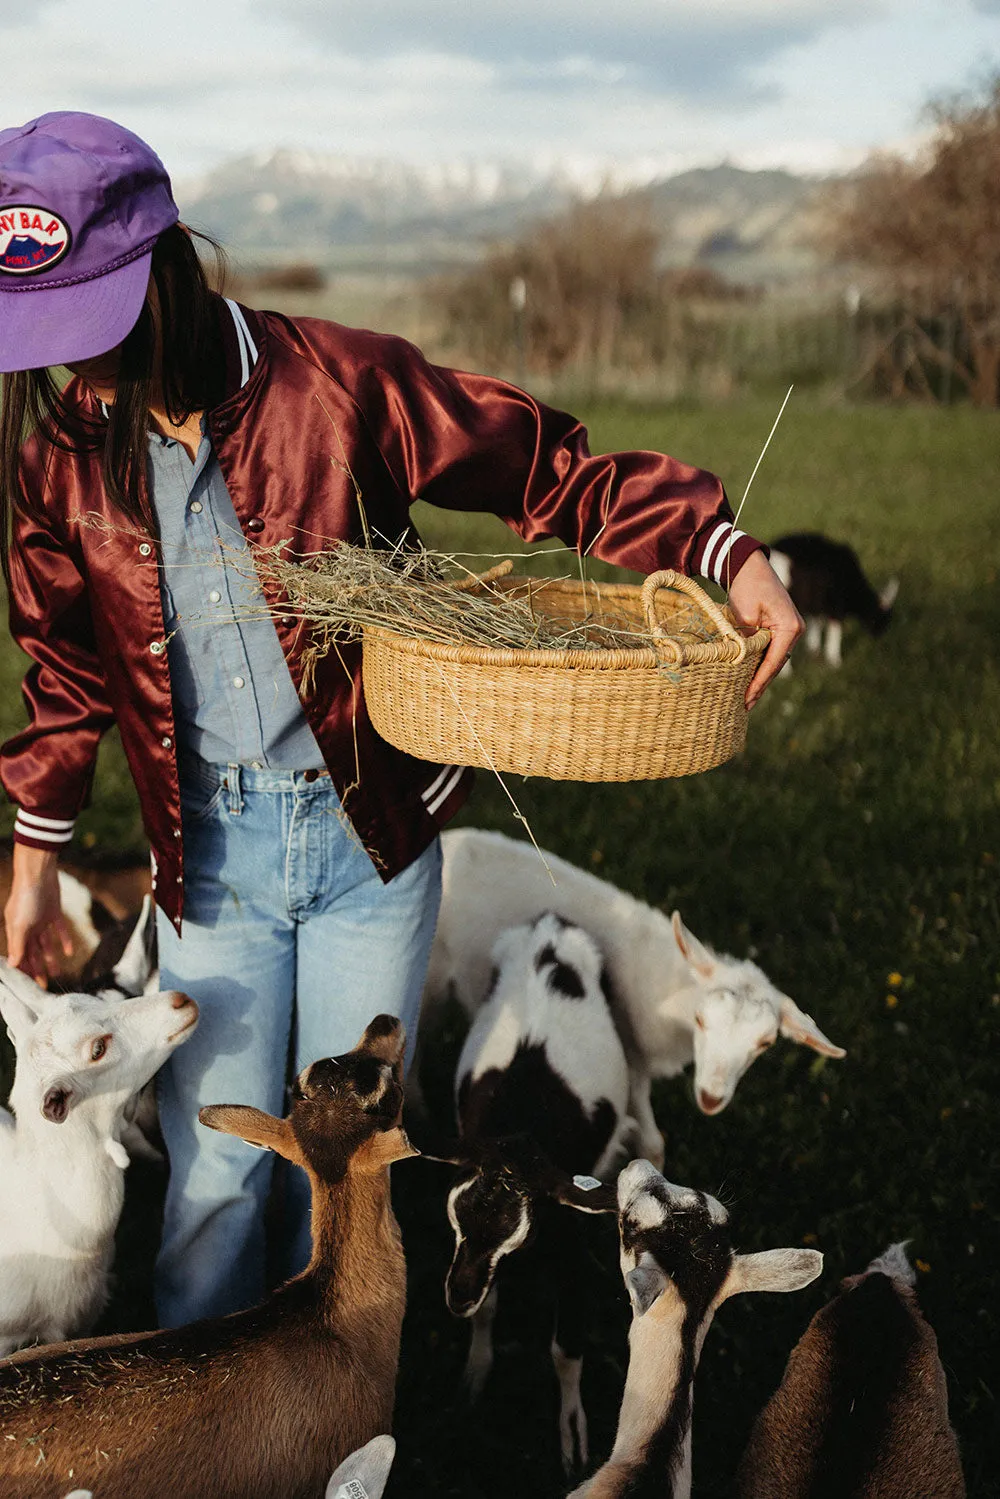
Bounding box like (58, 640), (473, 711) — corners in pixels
(0, 250), (153, 374)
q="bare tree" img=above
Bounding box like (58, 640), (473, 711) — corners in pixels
(820, 75), (1000, 406)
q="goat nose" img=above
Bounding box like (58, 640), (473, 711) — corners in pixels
(698, 1090), (724, 1114)
(170, 991), (193, 1010)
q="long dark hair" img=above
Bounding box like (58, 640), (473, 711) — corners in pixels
(0, 224), (228, 581)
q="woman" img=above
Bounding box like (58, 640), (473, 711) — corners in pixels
(0, 111), (802, 1326)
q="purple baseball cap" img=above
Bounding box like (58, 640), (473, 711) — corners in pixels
(0, 112), (179, 374)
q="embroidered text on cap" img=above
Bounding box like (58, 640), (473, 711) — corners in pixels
(0, 206), (71, 276)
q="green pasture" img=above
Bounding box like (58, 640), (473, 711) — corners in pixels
(0, 399), (997, 1495)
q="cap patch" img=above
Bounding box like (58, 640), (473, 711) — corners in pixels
(0, 206), (71, 276)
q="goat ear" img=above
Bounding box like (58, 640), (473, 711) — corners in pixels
(326, 1434), (396, 1499)
(670, 912), (716, 979)
(356, 1125), (420, 1173)
(552, 1173), (620, 1214)
(778, 997), (846, 1058)
(723, 1247), (824, 1300)
(626, 1254), (669, 1316)
(354, 1014), (406, 1072)
(198, 1104), (301, 1162)
(0, 962), (48, 1040)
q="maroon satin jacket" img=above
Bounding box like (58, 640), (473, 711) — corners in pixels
(1, 299), (761, 931)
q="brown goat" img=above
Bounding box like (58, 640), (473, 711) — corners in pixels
(735, 1243), (966, 1499)
(0, 1014), (416, 1499)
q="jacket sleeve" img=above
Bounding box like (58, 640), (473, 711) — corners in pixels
(348, 334), (763, 584)
(1, 470), (115, 852)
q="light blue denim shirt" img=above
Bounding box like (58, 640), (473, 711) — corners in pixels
(150, 426), (325, 770)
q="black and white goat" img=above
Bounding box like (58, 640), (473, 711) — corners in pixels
(570, 1160), (823, 1498)
(768, 532), (898, 668)
(735, 1241), (966, 1498)
(436, 912), (631, 1473)
(419, 829), (845, 1164)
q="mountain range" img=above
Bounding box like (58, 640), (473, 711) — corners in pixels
(178, 150), (831, 286)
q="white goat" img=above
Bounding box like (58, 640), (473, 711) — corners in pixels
(438, 913), (630, 1472)
(0, 1016), (416, 1499)
(421, 829), (845, 1163)
(570, 1160), (823, 1498)
(736, 1241), (966, 1497)
(0, 961), (198, 1357)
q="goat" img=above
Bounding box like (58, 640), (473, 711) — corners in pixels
(768, 533), (898, 668)
(80, 894), (163, 1163)
(0, 961), (198, 1357)
(435, 913), (631, 1473)
(570, 1160), (823, 1498)
(419, 829), (845, 1164)
(0, 1015), (417, 1499)
(735, 1241), (966, 1498)
(325, 1434), (396, 1499)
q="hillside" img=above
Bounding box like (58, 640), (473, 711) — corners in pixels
(178, 152), (831, 286)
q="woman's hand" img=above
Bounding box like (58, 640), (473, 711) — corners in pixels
(727, 549), (804, 709)
(4, 844), (74, 985)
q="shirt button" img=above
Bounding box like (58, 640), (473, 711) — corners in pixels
(161, 736), (172, 748)
(208, 589), (222, 604)
(190, 500), (203, 514)
(150, 640), (164, 655)
(280, 616), (295, 628)
(303, 768), (320, 782)
(173, 828), (182, 838)
(247, 517), (264, 533)
(139, 542), (152, 556)
(232, 675), (246, 689)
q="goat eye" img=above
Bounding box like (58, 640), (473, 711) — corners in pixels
(90, 1036), (110, 1062)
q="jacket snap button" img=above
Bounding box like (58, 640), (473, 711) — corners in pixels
(139, 542), (152, 556)
(247, 517), (264, 533)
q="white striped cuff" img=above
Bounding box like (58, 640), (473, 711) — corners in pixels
(421, 764), (465, 818)
(697, 522), (749, 586)
(15, 810), (76, 844)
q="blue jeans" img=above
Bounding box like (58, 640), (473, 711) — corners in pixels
(154, 759), (442, 1327)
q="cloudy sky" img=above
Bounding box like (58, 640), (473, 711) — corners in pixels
(3, 0), (999, 185)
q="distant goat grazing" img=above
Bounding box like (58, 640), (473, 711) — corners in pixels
(0, 1015), (417, 1499)
(420, 829), (845, 1163)
(735, 1241), (966, 1498)
(769, 532), (898, 668)
(0, 961), (197, 1357)
(570, 1160), (823, 1498)
(435, 913), (630, 1472)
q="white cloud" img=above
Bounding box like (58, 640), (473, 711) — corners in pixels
(1, 0), (998, 180)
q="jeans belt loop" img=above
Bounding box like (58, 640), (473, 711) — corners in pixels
(225, 762), (244, 816)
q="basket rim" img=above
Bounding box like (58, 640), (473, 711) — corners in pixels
(362, 622), (770, 672)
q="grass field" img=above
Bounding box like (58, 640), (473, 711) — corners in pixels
(0, 398), (997, 1495)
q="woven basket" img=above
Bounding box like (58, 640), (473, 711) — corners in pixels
(361, 566), (769, 781)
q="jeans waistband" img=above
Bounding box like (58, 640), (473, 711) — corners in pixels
(179, 754), (331, 797)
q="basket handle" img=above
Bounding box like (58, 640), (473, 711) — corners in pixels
(641, 569), (749, 665)
(451, 559), (514, 592)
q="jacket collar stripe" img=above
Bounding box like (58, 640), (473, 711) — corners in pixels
(224, 297), (260, 390)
